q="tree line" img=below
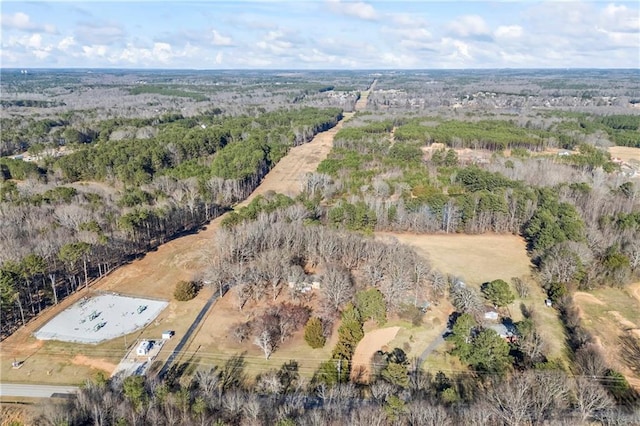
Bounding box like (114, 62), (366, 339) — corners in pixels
(27, 350), (639, 425)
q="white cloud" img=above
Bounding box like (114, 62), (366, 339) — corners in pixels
(82, 45), (109, 59)
(153, 42), (173, 63)
(380, 51), (418, 67)
(8, 33), (44, 49)
(327, 0), (378, 21)
(256, 30), (294, 55)
(494, 25), (523, 39)
(447, 15), (490, 38)
(211, 30), (233, 46)
(595, 27), (640, 48)
(116, 41), (199, 65)
(215, 51), (224, 64)
(298, 48), (337, 64)
(384, 27), (432, 42)
(452, 40), (471, 60)
(1, 12), (57, 34)
(58, 36), (76, 52)
(601, 3), (639, 32)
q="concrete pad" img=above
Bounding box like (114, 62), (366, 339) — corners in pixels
(34, 294), (168, 344)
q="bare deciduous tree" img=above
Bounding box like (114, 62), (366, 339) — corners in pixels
(512, 277), (529, 299)
(450, 282), (484, 318)
(572, 377), (614, 423)
(407, 400), (452, 426)
(320, 263), (354, 314)
(574, 343), (608, 378)
(254, 330), (276, 360)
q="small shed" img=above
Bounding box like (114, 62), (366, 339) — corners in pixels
(136, 340), (152, 356)
(484, 311), (499, 321)
(162, 330), (175, 340)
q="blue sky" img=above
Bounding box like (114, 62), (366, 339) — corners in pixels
(1, 1), (638, 69)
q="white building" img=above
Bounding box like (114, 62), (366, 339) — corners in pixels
(136, 340), (152, 356)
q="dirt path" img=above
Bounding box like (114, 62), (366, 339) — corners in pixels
(629, 282), (640, 303)
(417, 327), (448, 364)
(351, 326), (400, 382)
(573, 292), (605, 306)
(241, 113), (353, 203)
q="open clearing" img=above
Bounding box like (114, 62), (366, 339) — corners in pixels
(376, 232), (532, 286)
(378, 231), (568, 363)
(184, 289), (340, 380)
(34, 294), (167, 344)
(351, 326), (400, 382)
(241, 112), (352, 203)
(574, 283), (640, 388)
(609, 146), (640, 163)
(0, 106), (358, 385)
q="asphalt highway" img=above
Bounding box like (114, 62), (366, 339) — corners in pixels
(0, 383), (79, 398)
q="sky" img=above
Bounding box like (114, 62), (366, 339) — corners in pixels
(1, 1), (639, 69)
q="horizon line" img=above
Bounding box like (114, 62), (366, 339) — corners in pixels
(2, 67), (639, 71)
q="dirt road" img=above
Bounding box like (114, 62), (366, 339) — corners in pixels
(1, 83), (373, 383)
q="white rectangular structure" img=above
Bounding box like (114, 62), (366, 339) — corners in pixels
(136, 340), (151, 356)
(34, 294), (168, 344)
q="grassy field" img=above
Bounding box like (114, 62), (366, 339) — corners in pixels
(377, 232), (568, 364)
(574, 282), (640, 386)
(377, 232), (533, 286)
(181, 289), (340, 381)
(422, 342), (470, 376)
(609, 146), (640, 163)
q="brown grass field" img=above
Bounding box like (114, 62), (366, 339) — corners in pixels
(574, 282), (640, 389)
(609, 146), (640, 163)
(0, 105), (361, 386)
(182, 290), (341, 380)
(377, 232), (568, 364)
(376, 232), (533, 286)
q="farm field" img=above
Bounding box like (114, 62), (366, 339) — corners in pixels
(574, 282), (640, 388)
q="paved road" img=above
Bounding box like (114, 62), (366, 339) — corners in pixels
(158, 286), (227, 378)
(418, 327), (449, 365)
(0, 383), (79, 398)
